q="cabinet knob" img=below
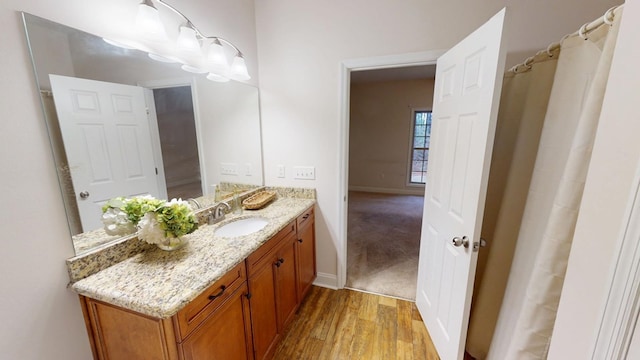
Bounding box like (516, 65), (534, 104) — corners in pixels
(297, 239), (303, 243)
(278, 258), (285, 264)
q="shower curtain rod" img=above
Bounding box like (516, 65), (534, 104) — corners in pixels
(509, 4), (622, 73)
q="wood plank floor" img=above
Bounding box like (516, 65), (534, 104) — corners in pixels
(273, 286), (440, 359)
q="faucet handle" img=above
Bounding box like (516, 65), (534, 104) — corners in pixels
(209, 202), (231, 225)
(215, 203), (228, 217)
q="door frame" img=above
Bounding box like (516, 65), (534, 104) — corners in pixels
(138, 77), (207, 198)
(337, 50), (446, 288)
(591, 162), (640, 359)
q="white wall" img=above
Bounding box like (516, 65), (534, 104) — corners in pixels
(196, 77), (263, 187)
(0, 0), (258, 359)
(254, 0), (621, 287)
(349, 79), (434, 195)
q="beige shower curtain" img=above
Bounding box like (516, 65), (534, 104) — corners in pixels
(465, 6), (623, 360)
(466, 50), (559, 359)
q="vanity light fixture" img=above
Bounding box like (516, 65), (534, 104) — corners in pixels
(135, 0), (167, 41)
(105, 0), (250, 82)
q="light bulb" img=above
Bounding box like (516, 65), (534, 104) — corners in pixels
(230, 53), (251, 81)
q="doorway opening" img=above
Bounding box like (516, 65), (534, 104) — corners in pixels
(151, 85), (203, 200)
(345, 64), (436, 300)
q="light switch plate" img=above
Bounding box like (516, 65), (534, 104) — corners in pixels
(244, 163), (252, 176)
(293, 166), (315, 180)
(277, 165), (285, 178)
(220, 163), (238, 176)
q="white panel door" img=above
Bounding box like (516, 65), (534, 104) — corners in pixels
(415, 8), (507, 360)
(50, 75), (161, 232)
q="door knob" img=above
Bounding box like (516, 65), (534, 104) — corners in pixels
(79, 191), (90, 199)
(452, 236), (469, 248)
(473, 238), (488, 252)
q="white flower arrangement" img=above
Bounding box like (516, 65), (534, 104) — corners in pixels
(101, 196), (199, 247)
(137, 211), (168, 245)
(101, 207), (137, 236)
(137, 198), (199, 246)
(101, 197), (137, 236)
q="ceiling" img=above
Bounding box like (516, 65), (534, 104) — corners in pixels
(350, 64), (437, 84)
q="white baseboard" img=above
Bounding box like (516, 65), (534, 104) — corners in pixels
(348, 185), (425, 196)
(313, 272), (339, 290)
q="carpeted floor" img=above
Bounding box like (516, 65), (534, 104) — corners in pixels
(346, 191), (425, 300)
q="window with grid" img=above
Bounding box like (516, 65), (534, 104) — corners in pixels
(409, 111), (432, 184)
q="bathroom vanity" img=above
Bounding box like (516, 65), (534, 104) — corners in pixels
(71, 197), (316, 360)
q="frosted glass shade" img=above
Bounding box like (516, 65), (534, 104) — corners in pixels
(176, 25), (201, 53)
(206, 39), (228, 70)
(230, 54), (251, 81)
(135, 2), (167, 41)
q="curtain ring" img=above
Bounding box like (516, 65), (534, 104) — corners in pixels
(603, 6), (616, 25)
(578, 23), (589, 40)
(523, 57), (534, 70)
(546, 42), (558, 57)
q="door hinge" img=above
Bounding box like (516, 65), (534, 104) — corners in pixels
(155, 167), (158, 175)
(146, 107), (150, 115)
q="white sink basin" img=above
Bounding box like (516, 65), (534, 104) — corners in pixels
(215, 217), (269, 237)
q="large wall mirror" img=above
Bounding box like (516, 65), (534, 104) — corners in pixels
(23, 13), (263, 255)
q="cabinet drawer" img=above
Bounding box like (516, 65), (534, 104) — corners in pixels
(180, 283), (253, 360)
(297, 207), (314, 230)
(174, 262), (246, 340)
(246, 221), (295, 276)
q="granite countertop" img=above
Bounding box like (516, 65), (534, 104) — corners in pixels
(71, 197), (315, 319)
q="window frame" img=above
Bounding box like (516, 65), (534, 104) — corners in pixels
(406, 108), (432, 187)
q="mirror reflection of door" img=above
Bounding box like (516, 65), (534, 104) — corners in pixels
(152, 86), (203, 200)
(50, 75), (162, 232)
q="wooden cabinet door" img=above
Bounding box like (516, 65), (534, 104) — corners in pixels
(296, 217), (316, 301)
(248, 258), (280, 360)
(275, 235), (299, 331)
(181, 283), (253, 360)
(81, 297), (179, 360)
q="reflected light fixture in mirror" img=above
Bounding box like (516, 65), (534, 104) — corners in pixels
(106, 0), (251, 83)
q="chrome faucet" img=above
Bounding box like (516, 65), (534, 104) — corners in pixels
(187, 198), (201, 210)
(209, 202), (231, 225)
